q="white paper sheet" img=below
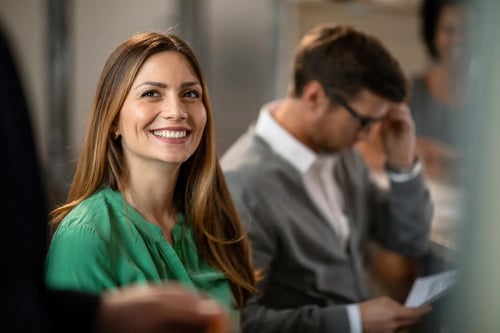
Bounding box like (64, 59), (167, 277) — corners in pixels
(405, 269), (458, 307)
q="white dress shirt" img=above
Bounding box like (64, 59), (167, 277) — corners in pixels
(254, 102), (350, 247)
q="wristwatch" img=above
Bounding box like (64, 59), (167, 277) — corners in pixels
(385, 158), (422, 182)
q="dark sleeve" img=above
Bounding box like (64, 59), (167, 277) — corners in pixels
(46, 290), (101, 333)
(367, 157), (433, 258)
(0, 22), (101, 333)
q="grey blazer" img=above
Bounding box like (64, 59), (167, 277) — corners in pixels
(221, 125), (433, 333)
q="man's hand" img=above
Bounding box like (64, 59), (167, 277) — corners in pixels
(359, 296), (431, 333)
(95, 283), (232, 333)
(380, 103), (416, 170)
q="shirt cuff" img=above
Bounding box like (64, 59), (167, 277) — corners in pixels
(346, 304), (362, 333)
(386, 159), (422, 183)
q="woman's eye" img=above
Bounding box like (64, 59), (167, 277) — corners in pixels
(141, 90), (160, 97)
(183, 90), (200, 99)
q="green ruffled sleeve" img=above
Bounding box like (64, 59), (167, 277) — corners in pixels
(45, 224), (116, 294)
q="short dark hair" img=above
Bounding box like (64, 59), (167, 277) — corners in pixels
(420, 0), (469, 60)
(291, 23), (407, 103)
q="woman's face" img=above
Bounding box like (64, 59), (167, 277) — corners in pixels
(117, 51), (207, 170)
(434, 4), (475, 68)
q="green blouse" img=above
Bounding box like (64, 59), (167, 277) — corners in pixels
(45, 187), (238, 321)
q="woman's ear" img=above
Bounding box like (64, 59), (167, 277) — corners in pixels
(110, 121), (120, 140)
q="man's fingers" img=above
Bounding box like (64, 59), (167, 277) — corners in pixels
(398, 305), (432, 322)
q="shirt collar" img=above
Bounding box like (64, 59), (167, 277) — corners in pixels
(255, 100), (336, 174)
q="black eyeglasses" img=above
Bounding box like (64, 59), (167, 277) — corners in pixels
(324, 87), (383, 130)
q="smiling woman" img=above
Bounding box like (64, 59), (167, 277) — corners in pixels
(44, 31), (257, 331)
(117, 51), (207, 169)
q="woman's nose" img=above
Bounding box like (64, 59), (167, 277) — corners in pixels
(161, 97), (187, 119)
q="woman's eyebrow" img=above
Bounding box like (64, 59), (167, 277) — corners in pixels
(134, 81), (167, 90)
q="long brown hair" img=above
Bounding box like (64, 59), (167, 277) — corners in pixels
(49, 31), (256, 307)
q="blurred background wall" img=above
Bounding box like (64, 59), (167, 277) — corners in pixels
(0, 0), (426, 204)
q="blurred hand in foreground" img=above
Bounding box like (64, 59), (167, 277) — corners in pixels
(95, 283), (232, 333)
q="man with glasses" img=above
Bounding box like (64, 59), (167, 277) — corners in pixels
(221, 23), (433, 333)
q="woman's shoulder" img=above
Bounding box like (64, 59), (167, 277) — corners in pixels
(58, 187), (121, 233)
